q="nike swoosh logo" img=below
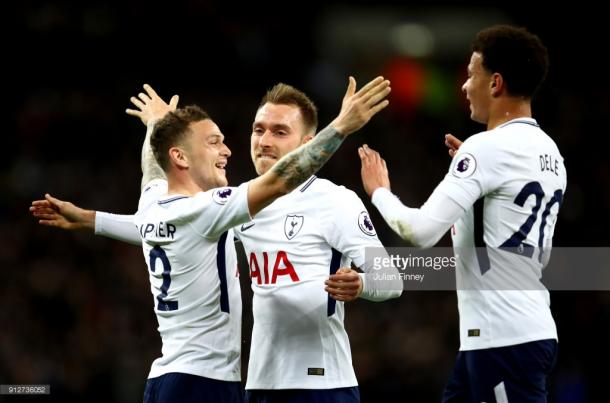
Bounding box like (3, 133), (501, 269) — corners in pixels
(241, 222), (255, 231)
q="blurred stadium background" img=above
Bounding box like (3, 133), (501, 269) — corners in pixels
(4, 2), (609, 402)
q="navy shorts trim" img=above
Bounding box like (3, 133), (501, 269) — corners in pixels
(245, 386), (360, 403)
(143, 372), (243, 403)
(442, 339), (557, 403)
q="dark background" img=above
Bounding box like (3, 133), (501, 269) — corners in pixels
(4, 2), (609, 402)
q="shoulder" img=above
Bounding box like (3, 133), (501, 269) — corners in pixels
(302, 177), (364, 205)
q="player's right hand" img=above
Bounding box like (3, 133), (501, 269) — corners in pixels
(126, 84), (179, 126)
(30, 194), (95, 230)
(445, 134), (463, 157)
(358, 144), (391, 198)
(330, 76), (391, 136)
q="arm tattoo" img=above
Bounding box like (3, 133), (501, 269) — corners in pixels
(141, 121), (166, 189)
(271, 126), (346, 189)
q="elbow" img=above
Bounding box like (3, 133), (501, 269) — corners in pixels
(391, 220), (438, 249)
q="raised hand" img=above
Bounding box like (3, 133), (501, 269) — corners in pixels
(330, 76), (391, 136)
(358, 144), (391, 197)
(30, 194), (95, 230)
(126, 84), (179, 126)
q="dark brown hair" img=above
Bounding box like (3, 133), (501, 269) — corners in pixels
(151, 105), (210, 171)
(258, 83), (318, 135)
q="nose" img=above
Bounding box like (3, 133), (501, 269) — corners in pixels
(259, 130), (273, 148)
(461, 81), (467, 93)
(222, 143), (231, 157)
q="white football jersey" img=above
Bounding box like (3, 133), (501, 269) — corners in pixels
(235, 176), (382, 390)
(135, 179), (251, 381)
(438, 118), (566, 350)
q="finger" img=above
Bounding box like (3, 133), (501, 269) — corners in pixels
(364, 85), (392, 108)
(45, 193), (63, 209)
(138, 92), (151, 103)
(31, 200), (51, 207)
(325, 287), (358, 297)
(344, 76), (357, 100)
(449, 149), (456, 157)
(382, 158), (388, 171)
(355, 76), (385, 98)
(143, 84), (158, 99)
(33, 212), (60, 220)
(326, 278), (360, 288)
(360, 79), (390, 105)
(130, 96), (145, 109)
(126, 108), (143, 117)
(30, 206), (56, 214)
(358, 147), (366, 160)
(366, 99), (390, 117)
(169, 95), (179, 109)
(445, 134), (462, 149)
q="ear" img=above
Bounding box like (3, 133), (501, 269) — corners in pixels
(301, 134), (314, 145)
(490, 73), (504, 97)
(169, 146), (189, 169)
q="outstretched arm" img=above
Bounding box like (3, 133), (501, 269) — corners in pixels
(247, 76), (391, 216)
(126, 84), (179, 189)
(30, 194), (141, 244)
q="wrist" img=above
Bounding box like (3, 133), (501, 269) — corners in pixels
(329, 121), (349, 138)
(80, 209), (96, 230)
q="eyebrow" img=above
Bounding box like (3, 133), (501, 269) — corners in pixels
(253, 122), (291, 131)
(208, 133), (224, 141)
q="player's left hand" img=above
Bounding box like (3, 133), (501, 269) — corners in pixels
(325, 267), (363, 302)
(126, 84), (179, 126)
(358, 144), (391, 197)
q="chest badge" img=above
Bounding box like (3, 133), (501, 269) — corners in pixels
(284, 215), (304, 240)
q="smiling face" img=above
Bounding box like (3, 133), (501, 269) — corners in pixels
(183, 119), (232, 189)
(461, 52), (494, 125)
(250, 102), (313, 175)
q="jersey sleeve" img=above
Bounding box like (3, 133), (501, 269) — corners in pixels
(321, 188), (402, 300)
(189, 181), (252, 239)
(95, 212), (140, 245)
(435, 134), (501, 210)
(371, 187), (465, 248)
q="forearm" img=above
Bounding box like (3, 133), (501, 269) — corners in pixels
(95, 212), (141, 245)
(271, 125), (346, 190)
(358, 271), (403, 301)
(371, 187), (464, 248)
(141, 120), (166, 189)
(249, 125), (347, 216)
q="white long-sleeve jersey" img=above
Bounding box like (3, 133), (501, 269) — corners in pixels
(372, 118), (566, 350)
(135, 179), (251, 381)
(235, 176), (401, 390)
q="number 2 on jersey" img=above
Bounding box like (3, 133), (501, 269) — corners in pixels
(500, 181), (563, 261)
(149, 245), (178, 311)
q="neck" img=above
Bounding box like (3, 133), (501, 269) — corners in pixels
(486, 96), (532, 130)
(166, 172), (207, 196)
